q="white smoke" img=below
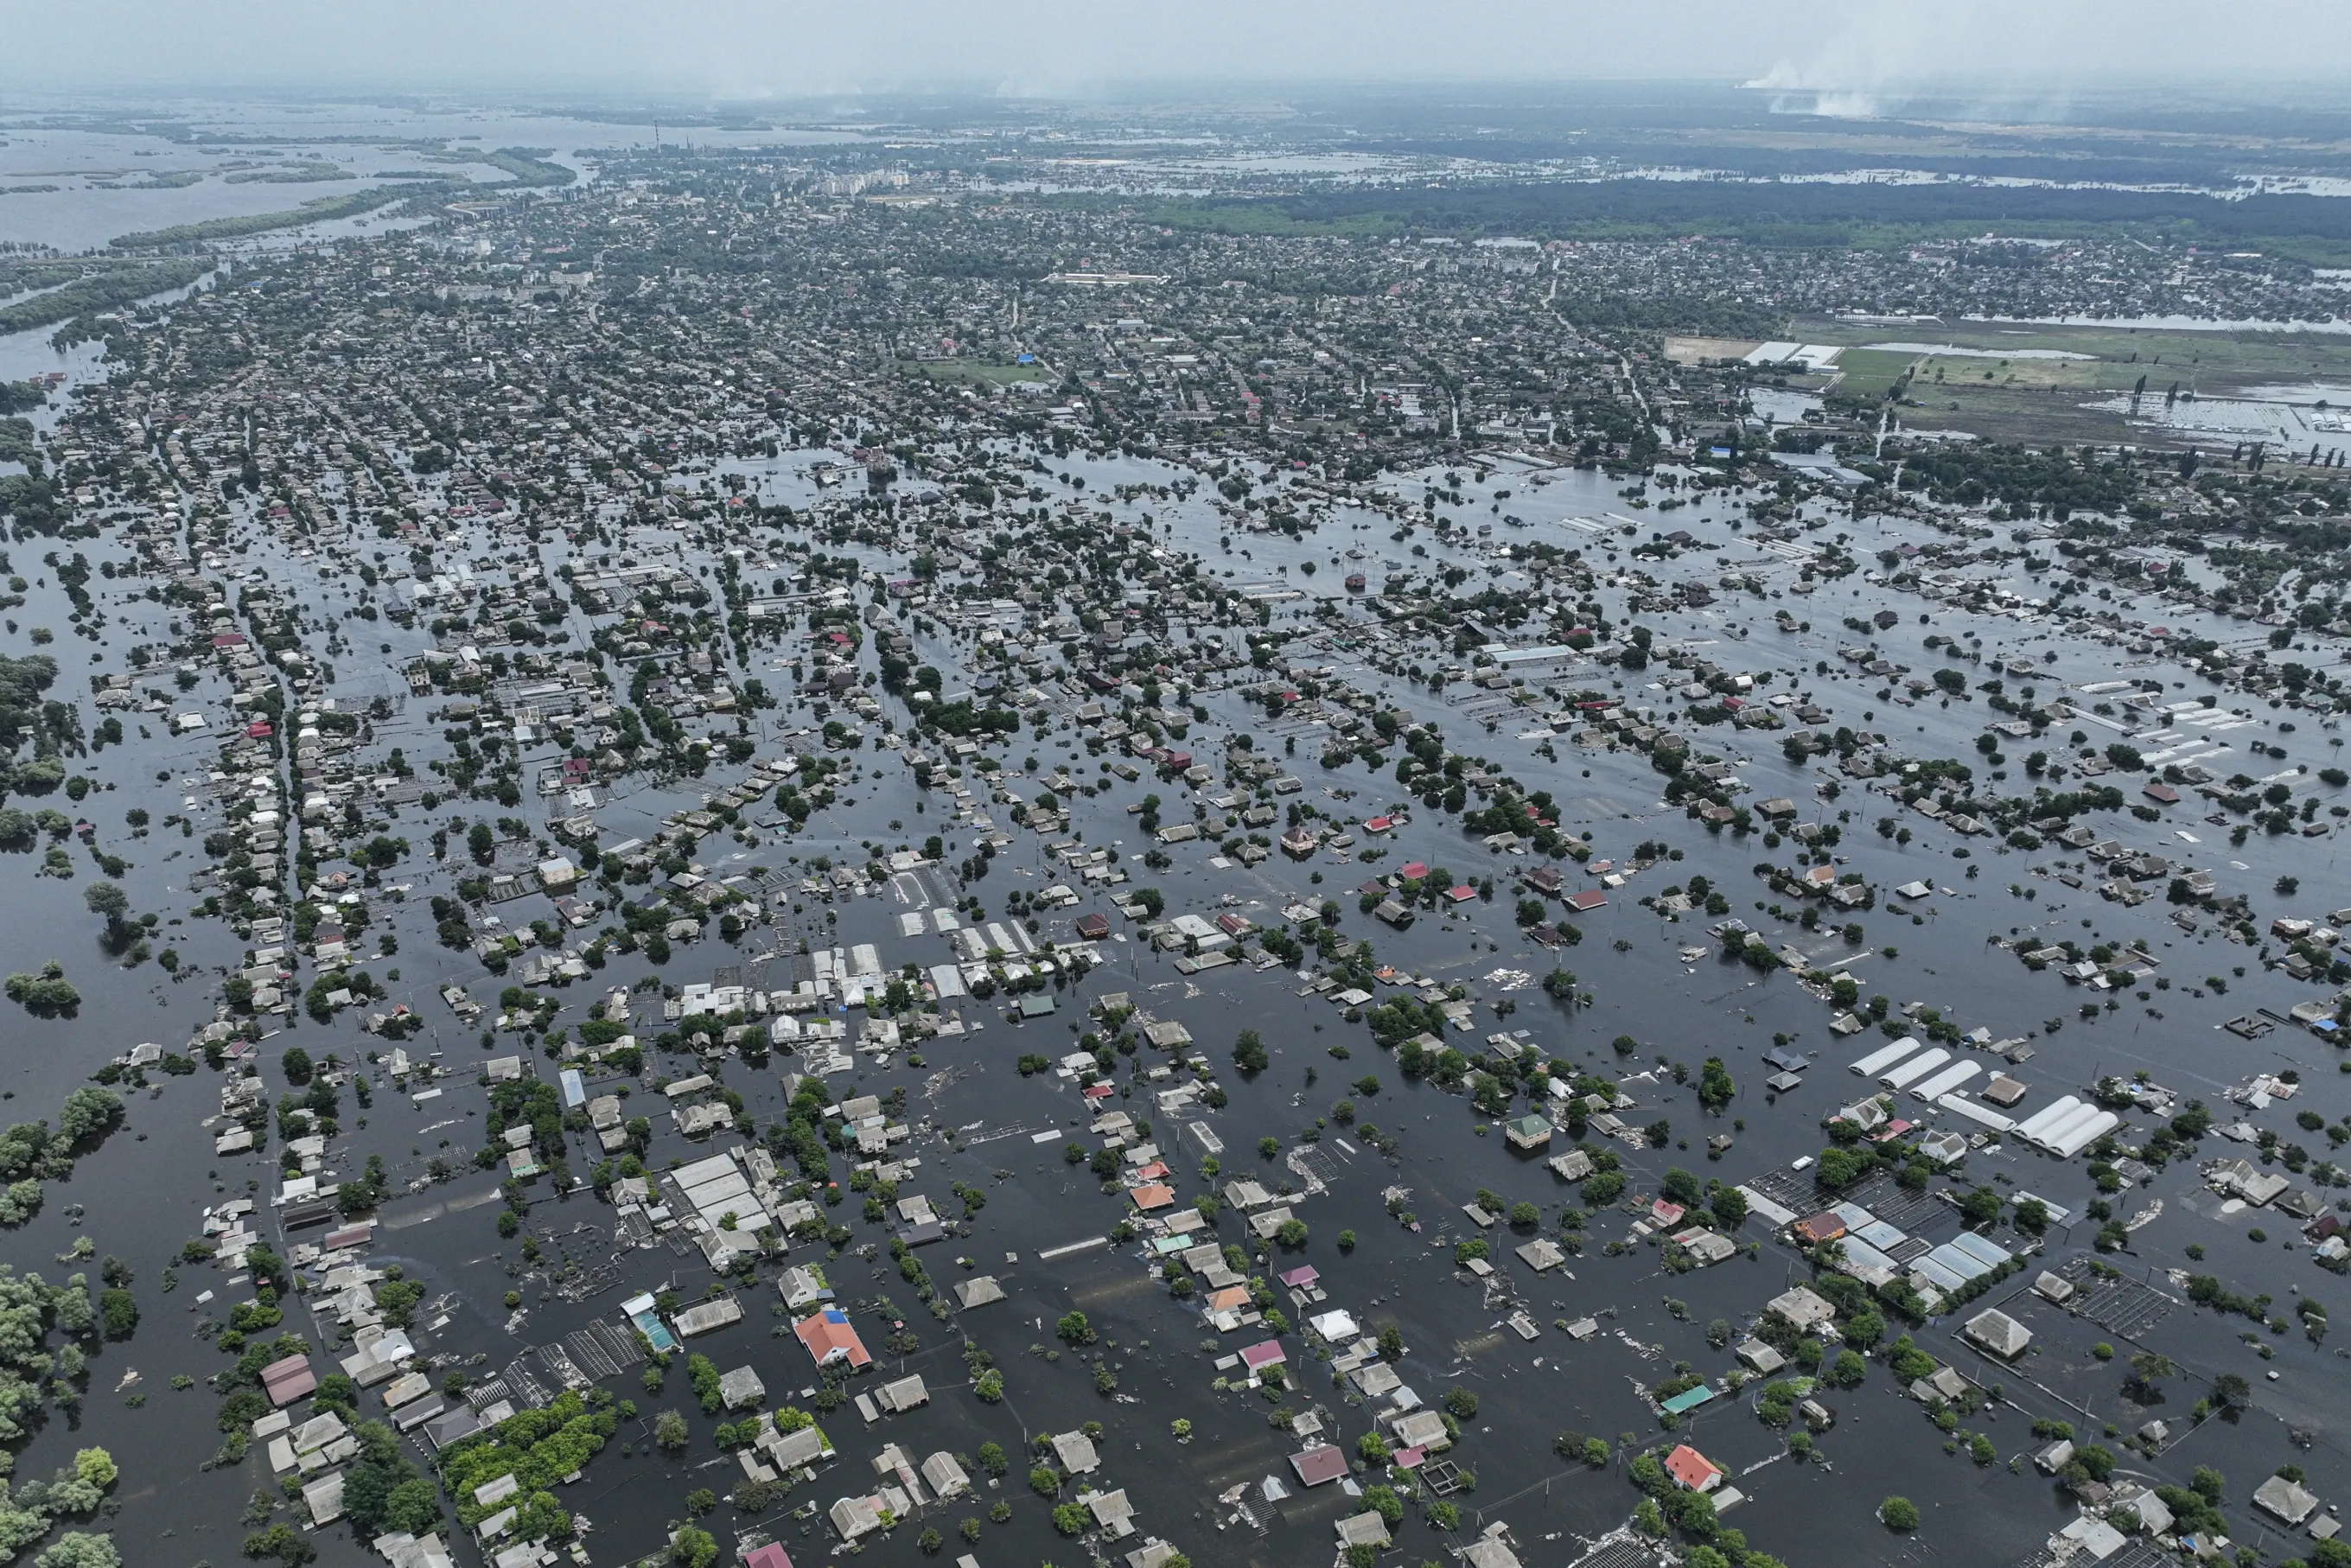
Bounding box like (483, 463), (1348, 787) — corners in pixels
(1739, 0), (2298, 122)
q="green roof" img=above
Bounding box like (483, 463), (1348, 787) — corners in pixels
(1660, 1385), (1718, 1415)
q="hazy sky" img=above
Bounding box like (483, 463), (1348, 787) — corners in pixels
(7, 0), (2347, 99)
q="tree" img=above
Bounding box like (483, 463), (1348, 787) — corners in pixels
(280, 1046), (314, 1086)
(1814, 1146), (1869, 1191)
(241, 1523), (317, 1565)
(72, 1449), (117, 1489)
(1232, 1029), (1269, 1074)
(1377, 1325), (1405, 1361)
(917, 1527), (944, 1555)
(653, 1409), (689, 1452)
(98, 1289), (137, 1340)
(2127, 1351), (2176, 1399)
(1051, 1502), (1089, 1535)
(1697, 1057), (1735, 1112)
(36, 1536), (122, 1568)
(1880, 1497), (1921, 1532)
(974, 1369), (1003, 1402)
(81, 881), (129, 935)
(5, 960), (80, 1016)
(382, 1478), (440, 1534)
(1056, 1310), (1093, 1344)
(1029, 1466), (1061, 1496)
(667, 1526), (717, 1568)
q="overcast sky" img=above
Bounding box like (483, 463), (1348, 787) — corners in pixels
(6, 1), (2346, 99)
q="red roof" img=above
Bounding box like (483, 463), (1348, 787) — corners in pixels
(1445, 884), (1476, 903)
(260, 1353), (316, 1406)
(1649, 1199), (1687, 1226)
(1290, 1446), (1350, 1487)
(1239, 1340), (1287, 1370)
(794, 1307), (872, 1369)
(1564, 889), (1609, 912)
(1392, 1444), (1427, 1469)
(1129, 1183), (1175, 1210)
(744, 1546), (793, 1568)
(1364, 816), (1395, 833)
(1666, 1444), (1723, 1491)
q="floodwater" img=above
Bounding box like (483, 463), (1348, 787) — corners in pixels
(0, 97), (872, 252)
(3, 209), (2349, 1568)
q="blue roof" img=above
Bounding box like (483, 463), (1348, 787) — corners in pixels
(1926, 1242), (1992, 1282)
(1946, 1232), (2012, 1271)
(822, 1307), (849, 1324)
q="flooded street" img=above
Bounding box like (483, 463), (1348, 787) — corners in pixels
(4, 90), (2351, 1568)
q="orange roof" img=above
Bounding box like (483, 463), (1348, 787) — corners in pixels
(1129, 1183), (1176, 1210)
(1792, 1213), (1847, 1245)
(1205, 1286), (1252, 1312)
(793, 1307), (872, 1368)
(1665, 1444), (1723, 1492)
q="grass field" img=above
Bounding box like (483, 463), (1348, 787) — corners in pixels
(1794, 317), (2351, 445)
(1662, 335), (1761, 365)
(896, 357), (1051, 388)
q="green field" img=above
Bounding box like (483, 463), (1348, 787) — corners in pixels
(1802, 318), (2351, 445)
(896, 357), (1052, 388)
(1824, 348), (1920, 403)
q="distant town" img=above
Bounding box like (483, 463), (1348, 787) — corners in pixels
(3, 83), (2351, 1568)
